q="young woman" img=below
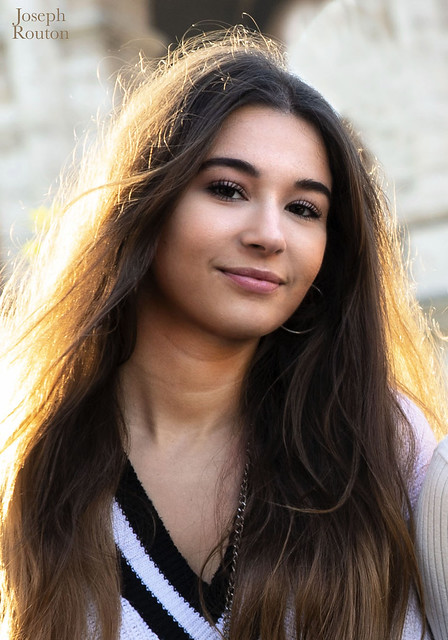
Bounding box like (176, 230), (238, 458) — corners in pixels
(0, 27), (445, 640)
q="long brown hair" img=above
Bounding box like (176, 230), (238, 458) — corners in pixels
(0, 27), (446, 640)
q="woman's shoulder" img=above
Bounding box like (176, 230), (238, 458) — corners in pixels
(395, 394), (437, 510)
(415, 435), (448, 640)
(397, 394), (437, 453)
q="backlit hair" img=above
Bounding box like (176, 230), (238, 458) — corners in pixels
(1, 26), (446, 640)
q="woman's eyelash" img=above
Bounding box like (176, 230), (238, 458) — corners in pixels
(207, 180), (246, 200)
(207, 183), (322, 219)
(287, 200), (322, 219)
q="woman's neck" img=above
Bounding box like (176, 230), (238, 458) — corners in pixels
(118, 304), (255, 579)
(119, 301), (258, 449)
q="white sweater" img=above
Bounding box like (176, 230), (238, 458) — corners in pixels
(416, 435), (448, 640)
(115, 398), (436, 640)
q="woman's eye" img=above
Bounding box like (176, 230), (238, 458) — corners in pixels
(208, 180), (246, 201)
(286, 200), (321, 219)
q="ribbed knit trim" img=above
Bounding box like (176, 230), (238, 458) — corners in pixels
(114, 462), (227, 639)
(120, 558), (193, 640)
(120, 597), (161, 640)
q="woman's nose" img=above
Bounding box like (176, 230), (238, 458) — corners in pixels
(239, 202), (287, 255)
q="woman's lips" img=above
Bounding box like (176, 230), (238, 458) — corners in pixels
(219, 267), (283, 294)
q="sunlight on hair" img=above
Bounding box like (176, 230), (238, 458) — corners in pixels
(0, 25), (447, 640)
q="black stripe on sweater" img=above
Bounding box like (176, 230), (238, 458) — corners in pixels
(120, 554), (193, 640)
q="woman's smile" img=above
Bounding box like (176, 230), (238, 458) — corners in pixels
(218, 266), (284, 294)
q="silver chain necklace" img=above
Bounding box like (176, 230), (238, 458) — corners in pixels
(222, 457), (250, 639)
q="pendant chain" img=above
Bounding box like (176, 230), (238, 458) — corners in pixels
(222, 455), (250, 639)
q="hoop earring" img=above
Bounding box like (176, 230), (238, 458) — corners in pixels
(280, 324), (312, 335)
(310, 284), (323, 297)
(280, 284), (323, 335)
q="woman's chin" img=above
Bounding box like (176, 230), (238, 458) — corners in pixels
(210, 320), (283, 343)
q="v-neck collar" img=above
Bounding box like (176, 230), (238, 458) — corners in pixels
(116, 460), (230, 622)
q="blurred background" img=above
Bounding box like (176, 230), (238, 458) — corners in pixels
(1, 0), (447, 331)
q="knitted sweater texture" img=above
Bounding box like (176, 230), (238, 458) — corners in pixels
(416, 435), (448, 640)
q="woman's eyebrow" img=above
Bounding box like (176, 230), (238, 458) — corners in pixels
(200, 156), (332, 201)
(200, 157), (259, 177)
(297, 178), (332, 201)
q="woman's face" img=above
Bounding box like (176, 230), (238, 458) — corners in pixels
(149, 105), (332, 342)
